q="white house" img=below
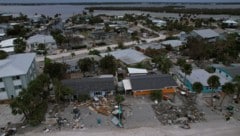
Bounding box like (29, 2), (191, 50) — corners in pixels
(27, 34), (57, 54)
(222, 20), (238, 28)
(151, 19), (167, 27)
(0, 38), (17, 53)
(0, 53), (37, 100)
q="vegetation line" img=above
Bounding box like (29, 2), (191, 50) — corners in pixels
(85, 6), (240, 15)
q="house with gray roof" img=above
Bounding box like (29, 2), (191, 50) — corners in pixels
(191, 29), (220, 42)
(61, 76), (115, 98)
(101, 48), (151, 65)
(27, 34), (57, 54)
(212, 64), (240, 81)
(122, 74), (177, 96)
(0, 53), (37, 100)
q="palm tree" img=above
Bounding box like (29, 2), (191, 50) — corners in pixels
(153, 55), (172, 74)
(220, 82), (235, 106)
(207, 75), (220, 106)
(233, 76), (240, 100)
(192, 82), (203, 103)
(181, 63), (192, 86)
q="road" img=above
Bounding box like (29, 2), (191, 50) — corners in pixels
(36, 35), (166, 62)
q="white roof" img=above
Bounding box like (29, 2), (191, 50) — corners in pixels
(122, 79), (132, 90)
(179, 69), (229, 86)
(127, 67), (148, 74)
(161, 40), (183, 48)
(101, 49), (150, 65)
(0, 53), (36, 77)
(0, 38), (16, 48)
(0, 38), (16, 53)
(152, 19), (166, 24)
(27, 34), (55, 45)
(223, 20), (238, 24)
(193, 29), (219, 39)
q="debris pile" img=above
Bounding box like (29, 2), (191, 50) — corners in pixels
(152, 93), (205, 125)
(90, 96), (115, 116)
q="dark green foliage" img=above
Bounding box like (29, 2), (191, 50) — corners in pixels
(115, 95), (125, 104)
(10, 74), (50, 126)
(207, 75), (220, 90)
(99, 55), (117, 75)
(14, 38), (27, 53)
(53, 79), (73, 103)
(50, 29), (67, 47)
(153, 55), (172, 74)
(44, 59), (67, 79)
(150, 90), (162, 102)
(192, 82), (203, 94)
(176, 58), (186, 67)
(6, 25), (29, 37)
(78, 94), (90, 102)
(88, 49), (100, 56)
(0, 50), (8, 59)
(88, 16), (103, 25)
(78, 58), (95, 75)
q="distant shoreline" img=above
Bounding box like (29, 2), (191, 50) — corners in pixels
(0, 2), (240, 6)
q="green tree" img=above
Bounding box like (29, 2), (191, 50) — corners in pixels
(115, 94), (125, 104)
(233, 76), (240, 100)
(0, 50), (8, 59)
(220, 82), (235, 106)
(181, 63), (192, 85)
(78, 58), (95, 76)
(150, 90), (162, 102)
(10, 74), (50, 126)
(153, 55), (172, 74)
(207, 75), (220, 106)
(99, 55), (117, 75)
(44, 61), (67, 79)
(88, 49), (100, 56)
(14, 38), (26, 53)
(192, 82), (203, 102)
(53, 79), (73, 103)
(176, 58), (186, 67)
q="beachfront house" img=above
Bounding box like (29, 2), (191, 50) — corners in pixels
(122, 74), (177, 96)
(177, 69), (229, 93)
(0, 38), (17, 54)
(61, 76), (115, 99)
(0, 53), (37, 100)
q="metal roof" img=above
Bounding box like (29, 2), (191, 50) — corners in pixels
(0, 53), (36, 77)
(101, 49), (150, 65)
(130, 74), (177, 91)
(27, 34), (55, 44)
(61, 77), (115, 95)
(193, 29), (219, 39)
(178, 69), (229, 86)
(127, 67), (148, 74)
(213, 65), (240, 78)
(161, 40), (183, 48)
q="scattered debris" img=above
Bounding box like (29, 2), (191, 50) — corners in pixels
(152, 93), (205, 126)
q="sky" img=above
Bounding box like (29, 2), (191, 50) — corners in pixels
(0, 0), (239, 3)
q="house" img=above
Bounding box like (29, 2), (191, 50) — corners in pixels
(90, 30), (117, 41)
(0, 53), (37, 100)
(161, 40), (183, 50)
(212, 64), (240, 81)
(127, 67), (148, 76)
(191, 29), (220, 42)
(123, 74), (177, 96)
(151, 19), (167, 27)
(222, 20), (238, 28)
(27, 34), (57, 54)
(61, 76), (115, 98)
(101, 48), (151, 65)
(177, 69), (229, 93)
(0, 38), (17, 54)
(136, 43), (164, 52)
(30, 14), (44, 24)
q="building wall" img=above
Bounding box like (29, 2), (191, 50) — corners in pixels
(133, 87), (176, 96)
(215, 68), (233, 81)
(0, 59), (37, 100)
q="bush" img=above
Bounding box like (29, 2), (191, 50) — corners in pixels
(0, 50), (8, 59)
(78, 94), (90, 102)
(150, 90), (162, 102)
(115, 94), (125, 104)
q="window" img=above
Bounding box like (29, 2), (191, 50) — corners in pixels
(94, 91), (102, 96)
(0, 78), (2, 82)
(14, 85), (22, 90)
(0, 88), (5, 92)
(226, 75), (228, 78)
(13, 76), (20, 80)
